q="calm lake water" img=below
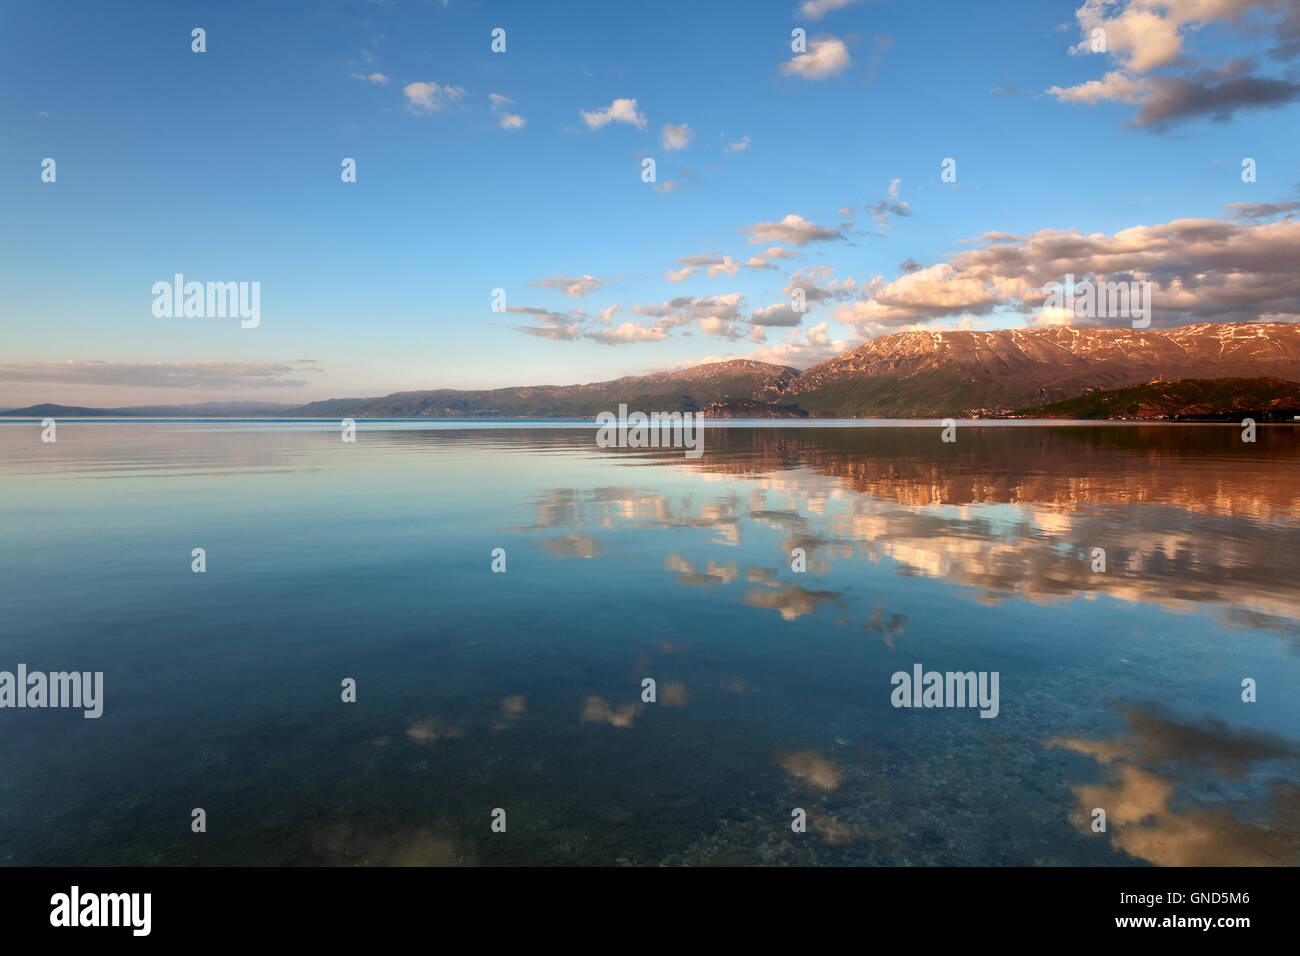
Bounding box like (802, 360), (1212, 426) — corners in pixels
(0, 420), (1297, 866)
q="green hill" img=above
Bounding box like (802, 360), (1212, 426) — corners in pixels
(1020, 377), (1300, 421)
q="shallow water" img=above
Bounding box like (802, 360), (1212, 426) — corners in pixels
(0, 420), (1297, 866)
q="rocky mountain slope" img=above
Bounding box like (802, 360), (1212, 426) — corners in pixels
(780, 323), (1300, 417)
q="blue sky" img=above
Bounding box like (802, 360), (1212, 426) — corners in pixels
(2, 0), (1299, 406)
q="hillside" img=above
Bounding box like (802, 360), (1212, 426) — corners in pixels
(1021, 377), (1300, 421)
(289, 360), (800, 418)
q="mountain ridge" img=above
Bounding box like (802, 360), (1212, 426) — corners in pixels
(7, 323), (1300, 419)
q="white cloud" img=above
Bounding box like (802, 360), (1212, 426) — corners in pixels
(589, 321), (668, 344)
(698, 315), (744, 340)
(1048, 70), (1145, 106)
(744, 322), (860, 368)
(673, 252), (739, 278)
(1047, 0), (1300, 129)
(743, 213), (845, 245)
(725, 136), (750, 153)
(403, 81), (467, 114)
(489, 93), (525, 129)
(661, 123), (694, 150)
(780, 37), (851, 80)
(745, 247), (794, 270)
(351, 72), (390, 85)
(580, 98), (647, 129)
(785, 265), (856, 303)
(797, 0), (863, 20)
(832, 212), (1300, 329)
(750, 302), (805, 327)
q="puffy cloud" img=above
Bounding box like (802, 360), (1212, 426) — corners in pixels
(784, 265), (857, 303)
(743, 213), (844, 246)
(699, 316), (744, 340)
(1050, 63), (1300, 129)
(833, 262), (1029, 328)
(1050, 69), (1146, 106)
(580, 98), (647, 129)
(635, 294), (743, 326)
(661, 123), (693, 151)
(743, 322), (861, 368)
(725, 136), (750, 153)
(403, 81), (467, 114)
(780, 37), (851, 80)
(1049, 0), (1300, 129)
(834, 212), (1300, 329)
(750, 302), (805, 327)
(579, 295), (746, 344)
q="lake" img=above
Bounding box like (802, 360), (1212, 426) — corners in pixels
(1, 420), (1297, 866)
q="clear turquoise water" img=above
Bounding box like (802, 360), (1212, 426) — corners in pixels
(0, 420), (1297, 866)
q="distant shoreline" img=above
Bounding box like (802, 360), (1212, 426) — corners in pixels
(3, 416), (1295, 426)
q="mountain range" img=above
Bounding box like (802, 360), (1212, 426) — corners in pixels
(7, 322), (1300, 420)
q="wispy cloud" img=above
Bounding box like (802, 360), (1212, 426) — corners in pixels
(0, 360), (323, 390)
(530, 274), (612, 298)
(489, 93), (525, 129)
